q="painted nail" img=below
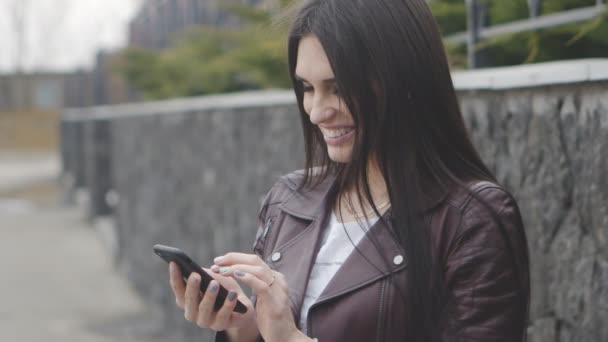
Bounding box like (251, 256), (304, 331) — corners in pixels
(228, 291), (237, 301)
(209, 282), (218, 293)
(235, 270), (246, 277)
(219, 267), (230, 274)
(210, 265), (220, 272)
(190, 274), (199, 283)
(214, 256), (225, 264)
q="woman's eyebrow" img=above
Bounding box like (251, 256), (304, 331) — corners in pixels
(295, 75), (336, 84)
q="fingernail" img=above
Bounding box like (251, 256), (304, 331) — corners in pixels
(190, 275), (199, 283)
(210, 265), (220, 272)
(219, 267), (230, 274)
(214, 256), (225, 264)
(169, 263), (175, 273)
(228, 291), (237, 301)
(235, 270), (246, 277)
(209, 282), (218, 293)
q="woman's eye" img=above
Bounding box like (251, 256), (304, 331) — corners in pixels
(302, 85), (314, 93)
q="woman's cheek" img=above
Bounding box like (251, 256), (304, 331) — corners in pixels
(302, 94), (312, 116)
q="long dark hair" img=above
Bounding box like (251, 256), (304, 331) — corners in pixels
(286, 0), (529, 341)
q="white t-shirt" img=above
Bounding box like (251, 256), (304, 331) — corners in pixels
(299, 212), (378, 334)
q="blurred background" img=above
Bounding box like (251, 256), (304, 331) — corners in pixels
(1, 0), (607, 341)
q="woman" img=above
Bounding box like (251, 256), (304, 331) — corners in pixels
(168, 0), (530, 341)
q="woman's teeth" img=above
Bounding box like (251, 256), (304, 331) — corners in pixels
(321, 128), (354, 138)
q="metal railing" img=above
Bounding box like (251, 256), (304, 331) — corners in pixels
(445, 0), (607, 68)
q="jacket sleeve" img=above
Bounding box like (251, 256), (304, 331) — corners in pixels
(214, 182), (280, 342)
(441, 186), (529, 342)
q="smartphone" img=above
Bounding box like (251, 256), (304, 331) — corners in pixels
(153, 244), (247, 314)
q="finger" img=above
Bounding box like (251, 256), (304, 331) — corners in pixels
(210, 290), (239, 331)
(214, 264), (271, 283)
(196, 280), (219, 328)
(231, 269), (275, 297)
(208, 270), (244, 292)
(204, 267), (241, 288)
(169, 262), (186, 308)
(214, 253), (264, 267)
(184, 273), (202, 321)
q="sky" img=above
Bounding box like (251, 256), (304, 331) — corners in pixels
(0, 0), (142, 73)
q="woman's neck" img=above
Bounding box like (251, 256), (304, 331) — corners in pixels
(334, 160), (390, 223)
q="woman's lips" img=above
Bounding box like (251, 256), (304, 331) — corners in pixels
(320, 127), (355, 146)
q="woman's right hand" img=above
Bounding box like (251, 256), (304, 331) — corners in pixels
(168, 262), (258, 335)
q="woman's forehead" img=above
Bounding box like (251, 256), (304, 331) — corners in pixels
(295, 35), (335, 82)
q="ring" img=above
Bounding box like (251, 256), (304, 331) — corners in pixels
(268, 275), (276, 287)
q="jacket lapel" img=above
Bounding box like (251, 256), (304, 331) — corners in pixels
(271, 173), (407, 317)
(269, 213), (328, 321)
(314, 212), (407, 305)
(267, 174), (334, 320)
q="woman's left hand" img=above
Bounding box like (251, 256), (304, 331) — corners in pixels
(211, 253), (311, 342)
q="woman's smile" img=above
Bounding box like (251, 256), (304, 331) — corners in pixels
(319, 126), (355, 145)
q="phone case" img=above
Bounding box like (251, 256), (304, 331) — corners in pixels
(153, 244), (247, 314)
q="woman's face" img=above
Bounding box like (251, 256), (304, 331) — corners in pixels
(295, 35), (355, 163)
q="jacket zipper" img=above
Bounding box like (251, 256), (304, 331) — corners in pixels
(376, 278), (387, 342)
(307, 306), (314, 338)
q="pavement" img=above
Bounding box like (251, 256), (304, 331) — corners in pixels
(0, 152), (61, 193)
(0, 152), (167, 342)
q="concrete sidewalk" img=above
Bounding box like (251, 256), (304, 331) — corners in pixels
(0, 152), (60, 193)
(0, 182), (167, 342)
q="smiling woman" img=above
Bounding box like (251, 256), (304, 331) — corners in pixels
(295, 36), (355, 163)
(167, 1), (531, 341)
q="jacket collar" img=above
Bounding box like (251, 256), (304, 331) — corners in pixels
(278, 172), (336, 221)
(278, 170), (447, 222)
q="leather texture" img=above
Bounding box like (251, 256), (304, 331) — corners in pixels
(219, 169), (529, 342)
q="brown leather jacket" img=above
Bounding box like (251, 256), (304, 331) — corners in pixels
(225, 170), (529, 342)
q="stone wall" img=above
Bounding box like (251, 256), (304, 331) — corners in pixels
(460, 84), (608, 342)
(61, 60), (608, 341)
(62, 91), (304, 340)
(112, 101), (304, 340)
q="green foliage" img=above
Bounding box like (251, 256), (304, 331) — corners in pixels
(485, 0), (529, 25)
(431, 0), (608, 68)
(543, 0), (598, 13)
(445, 42), (468, 69)
(118, 1), (290, 99)
(120, 0), (608, 98)
(429, 1), (467, 35)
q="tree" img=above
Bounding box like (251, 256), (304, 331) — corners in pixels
(118, 0), (292, 99)
(0, 0), (69, 109)
(120, 0), (608, 98)
(430, 0), (608, 69)
(2, 0), (30, 73)
(1, 0), (31, 109)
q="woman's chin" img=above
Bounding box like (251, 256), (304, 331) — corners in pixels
(327, 149), (353, 163)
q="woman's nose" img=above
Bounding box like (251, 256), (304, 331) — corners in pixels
(308, 97), (335, 125)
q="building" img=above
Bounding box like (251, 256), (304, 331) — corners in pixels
(0, 72), (66, 111)
(1, 0), (276, 111)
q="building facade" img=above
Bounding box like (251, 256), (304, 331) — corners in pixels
(1, 0), (274, 111)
